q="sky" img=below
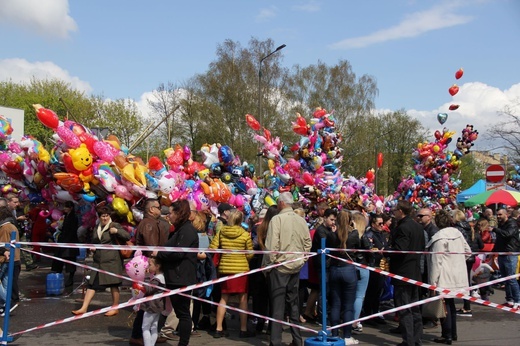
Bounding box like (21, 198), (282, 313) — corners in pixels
(1, 0), (519, 153)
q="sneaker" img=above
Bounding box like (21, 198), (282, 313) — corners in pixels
(352, 323), (363, 334)
(0, 307), (5, 317)
(471, 291), (481, 299)
(160, 331), (179, 341)
(456, 309), (472, 317)
(345, 337), (359, 345)
(512, 303), (519, 310)
(504, 301), (515, 307)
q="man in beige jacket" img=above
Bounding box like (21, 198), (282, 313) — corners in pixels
(264, 192), (311, 346)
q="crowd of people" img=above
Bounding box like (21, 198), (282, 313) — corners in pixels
(1, 192), (519, 346)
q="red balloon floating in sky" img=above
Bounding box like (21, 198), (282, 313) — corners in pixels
(449, 84), (459, 96)
(455, 68), (464, 80)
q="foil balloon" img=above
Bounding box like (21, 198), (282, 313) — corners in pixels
(125, 250), (148, 311)
(245, 114), (261, 131)
(455, 68), (464, 80)
(0, 115), (13, 140)
(449, 104), (459, 111)
(437, 113), (448, 125)
(448, 84), (459, 96)
(33, 104), (59, 129)
(377, 152), (383, 169)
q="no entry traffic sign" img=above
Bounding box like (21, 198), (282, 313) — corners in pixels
(486, 164), (506, 183)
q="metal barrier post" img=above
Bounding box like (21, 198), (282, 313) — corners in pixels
(304, 237), (343, 346)
(1, 231), (17, 343)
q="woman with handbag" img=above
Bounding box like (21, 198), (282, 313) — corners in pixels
(427, 209), (472, 345)
(72, 205), (130, 316)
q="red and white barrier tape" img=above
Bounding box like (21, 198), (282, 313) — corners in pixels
(326, 253), (520, 331)
(10, 250), (315, 336)
(10, 240), (520, 256)
(14, 241), (311, 255)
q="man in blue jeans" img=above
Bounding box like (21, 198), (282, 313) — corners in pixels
(493, 208), (520, 308)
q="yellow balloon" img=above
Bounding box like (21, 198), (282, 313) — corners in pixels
(112, 196), (129, 215)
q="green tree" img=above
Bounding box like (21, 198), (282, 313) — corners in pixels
(0, 78), (93, 146)
(457, 152), (485, 190)
(284, 60), (379, 137)
(342, 110), (426, 195)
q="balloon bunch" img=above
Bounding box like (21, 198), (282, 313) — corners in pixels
(392, 124), (478, 210)
(507, 164), (520, 190)
(247, 108), (385, 211)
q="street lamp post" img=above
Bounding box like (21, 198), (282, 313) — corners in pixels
(257, 44), (286, 176)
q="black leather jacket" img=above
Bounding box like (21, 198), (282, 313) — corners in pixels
(493, 218), (520, 252)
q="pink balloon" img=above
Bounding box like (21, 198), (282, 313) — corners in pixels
(125, 250), (149, 282)
(93, 141), (116, 162)
(57, 126), (81, 148)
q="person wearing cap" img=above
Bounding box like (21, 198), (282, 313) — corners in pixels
(263, 192), (311, 346)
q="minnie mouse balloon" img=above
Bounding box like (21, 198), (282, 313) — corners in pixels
(437, 113), (448, 125)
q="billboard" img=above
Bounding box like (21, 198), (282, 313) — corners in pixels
(0, 105), (24, 142)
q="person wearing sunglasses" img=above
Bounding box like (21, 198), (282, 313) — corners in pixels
(361, 214), (389, 327)
(416, 208), (440, 329)
(416, 208), (439, 241)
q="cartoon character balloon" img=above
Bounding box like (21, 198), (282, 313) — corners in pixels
(125, 250), (149, 311)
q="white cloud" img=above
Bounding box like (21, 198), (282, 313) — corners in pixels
(256, 6), (278, 22)
(0, 0), (77, 39)
(329, 2), (473, 49)
(292, 1), (321, 13)
(134, 91), (156, 119)
(0, 58), (92, 93)
(403, 82), (520, 151)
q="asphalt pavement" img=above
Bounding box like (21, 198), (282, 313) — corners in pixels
(2, 254), (520, 345)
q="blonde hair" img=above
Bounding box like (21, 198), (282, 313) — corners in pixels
(190, 211), (207, 232)
(476, 218), (489, 231)
(227, 209), (243, 227)
(351, 212), (367, 238)
(336, 210), (352, 249)
(451, 209), (466, 223)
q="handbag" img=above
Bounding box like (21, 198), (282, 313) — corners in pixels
(115, 237), (134, 259)
(212, 232), (221, 267)
(422, 297), (446, 319)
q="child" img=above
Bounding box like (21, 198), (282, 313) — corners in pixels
(140, 257), (166, 346)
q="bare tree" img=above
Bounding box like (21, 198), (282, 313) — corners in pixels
(488, 100), (520, 162)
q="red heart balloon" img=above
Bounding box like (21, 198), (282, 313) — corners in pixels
(449, 104), (460, 111)
(449, 84), (459, 96)
(455, 68), (464, 80)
